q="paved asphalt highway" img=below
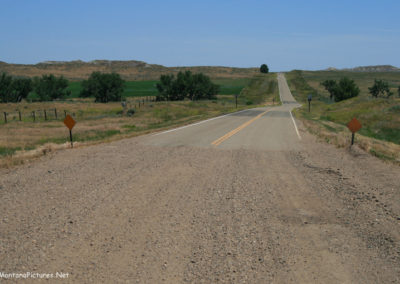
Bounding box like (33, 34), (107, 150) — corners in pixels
(145, 73), (302, 151)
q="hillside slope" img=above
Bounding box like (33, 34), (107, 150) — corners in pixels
(0, 60), (258, 81)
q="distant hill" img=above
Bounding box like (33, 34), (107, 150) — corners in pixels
(323, 65), (400, 72)
(0, 60), (258, 81)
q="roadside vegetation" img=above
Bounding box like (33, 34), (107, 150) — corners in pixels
(240, 73), (279, 105)
(286, 70), (400, 163)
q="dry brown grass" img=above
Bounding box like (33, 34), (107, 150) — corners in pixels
(296, 112), (400, 165)
(0, 61), (258, 81)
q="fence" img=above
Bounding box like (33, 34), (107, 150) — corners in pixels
(2, 108), (64, 123)
(1, 96), (158, 124)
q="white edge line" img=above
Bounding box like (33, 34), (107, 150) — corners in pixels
(289, 110), (302, 140)
(152, 109), (252, 136)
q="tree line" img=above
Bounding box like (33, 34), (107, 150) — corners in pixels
(1, 71), (220, 103)
(0, 72), (125, 103)
(321, 77), (400, 102)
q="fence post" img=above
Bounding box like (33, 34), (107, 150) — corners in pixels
(64, 110), (67, 118)
(19, 111), (22, 121)
(44, 110), (47, 120)
(32, 111), (35, 122)
(3, 112), (7, 123)
(54, 108), (57, 119)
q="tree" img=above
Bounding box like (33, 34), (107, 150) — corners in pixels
(368, 79), (392, 98)
(33, 74), (70, 101)
(11, 78), (32, 102)
(0, 72), (13, 103)
(321, 77), (359, 102)
(0, 73), (33, 103)
(156, 72), (219, 101)
(156, 74), (175, 101)
(192, 73), (219, 100)
(260, 64), (269, 73)
(321, 79), (337, 100)
(80, 72), (125, 103)
(333, 77), (360, 102)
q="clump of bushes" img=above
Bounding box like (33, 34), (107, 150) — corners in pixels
(368, 79), (393, 98)
(80, 72), (125, 103)
(33, 74), (70, 101)
(321, 77), (359, 102)
(127, 108), (135, 116)
(156, 71), (219, 101)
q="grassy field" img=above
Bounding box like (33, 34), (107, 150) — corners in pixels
(0, 74), (275, 166)
(286, 70), (400, 162)
(60, 78), (251, 98)
(240, 73), (279, 104)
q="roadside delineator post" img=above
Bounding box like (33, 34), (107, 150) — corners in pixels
(63, 114), (76, 148)
(347, 117), (362, 146)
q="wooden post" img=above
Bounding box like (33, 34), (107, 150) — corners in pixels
(64, 110), (67, 118)
(19, 111), (22, 121)
(32, 111), (36, 122)
(3, 112), (7, 123)
(54, 108), (57, 119)
(69, 129), (73, 148)
(44, 110), (47, 120)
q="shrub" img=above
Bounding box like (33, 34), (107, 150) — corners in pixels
(320, 77), (359, 102)
(127, 108), (135, 116)
(333, 77), (359, 102)
(369, 79), (392, 98)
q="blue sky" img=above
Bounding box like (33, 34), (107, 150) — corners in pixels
(0, 0), (399, 71)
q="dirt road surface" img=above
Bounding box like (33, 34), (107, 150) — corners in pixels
(1, 74), (399, 283)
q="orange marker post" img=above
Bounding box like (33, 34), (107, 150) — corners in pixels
(63, 114), (76, 148)
(347, 117), (362, 146)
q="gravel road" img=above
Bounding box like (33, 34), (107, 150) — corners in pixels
(0, 75), (399, 283)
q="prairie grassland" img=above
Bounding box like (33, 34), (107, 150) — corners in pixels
(286, 70), (400, 163)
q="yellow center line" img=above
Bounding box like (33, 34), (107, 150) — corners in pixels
(211, 109), (270, 146)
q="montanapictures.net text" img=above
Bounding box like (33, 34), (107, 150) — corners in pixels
(0, 271), (69, 279)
